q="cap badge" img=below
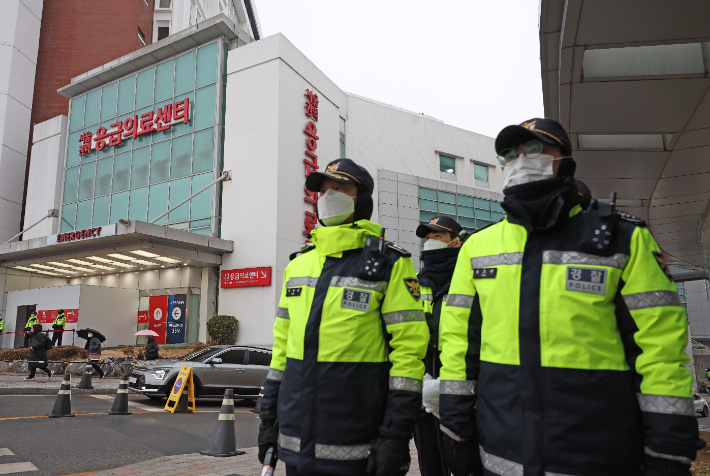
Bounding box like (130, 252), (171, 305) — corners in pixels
(430, 218), (439, 225)
(521, 120), (537, 130)
(327, 162), (341, 172)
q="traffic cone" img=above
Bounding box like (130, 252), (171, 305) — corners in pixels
(48, 373), (75, 418)
(76, 362), (94, 389)
(200, 389), (245, 457)
(107, 374), (132, 415)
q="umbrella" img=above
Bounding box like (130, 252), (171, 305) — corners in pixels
(76, 328), (106, 342)
(135, 329), (159, 337)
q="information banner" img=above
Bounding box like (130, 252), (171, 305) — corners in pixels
(220, 267), (272, 288)
(37, 309), (78, 324)
(137, 310), (149, 323)
(148, 296), (168, 344)
(166, 294), (187, 344)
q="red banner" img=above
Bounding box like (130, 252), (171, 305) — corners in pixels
(148, 296), (168, 344)
(37, 309), (78, 324)
(221, 267), (272, 288)
(137, 310), (149, 323)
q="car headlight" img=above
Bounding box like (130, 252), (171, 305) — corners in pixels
(151, 370), (168, 380)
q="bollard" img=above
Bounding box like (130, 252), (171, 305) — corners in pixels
(107, 374), (132, 415)
(200, 389), (245, 457)
(48, 373), (75, 418)
(76, 362), (94, 389)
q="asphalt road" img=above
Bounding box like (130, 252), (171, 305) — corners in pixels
(0, 394), (259, 476)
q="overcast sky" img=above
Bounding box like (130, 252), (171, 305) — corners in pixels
(257, 0), (544, 139)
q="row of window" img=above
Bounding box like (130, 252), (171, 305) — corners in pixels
(418, 187), (504, 235)
(69, 42), (219, 134)
(64, 129), (215, 205)
(60, 172), (214, 234)
(439, 154), (489, 182)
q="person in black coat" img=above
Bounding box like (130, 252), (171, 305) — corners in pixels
(144, 336), (159, 360)
(24, 324), (52, 380)
(84, 332), (105, 379)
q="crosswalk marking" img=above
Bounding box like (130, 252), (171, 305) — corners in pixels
(0, 462), (39, 474)
(89, 395), (163, 412)
(0, 451), (11, 457)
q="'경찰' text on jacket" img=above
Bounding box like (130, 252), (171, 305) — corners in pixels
(261, 220), (429, 475)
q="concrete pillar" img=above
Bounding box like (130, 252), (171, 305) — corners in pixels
(199, 267), (218, 343)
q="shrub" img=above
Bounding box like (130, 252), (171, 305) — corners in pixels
(122, 346), (136, 357)
(206, 315), (239, 345)
(0, 348), (29, 361)
(48, 345), (88, 361)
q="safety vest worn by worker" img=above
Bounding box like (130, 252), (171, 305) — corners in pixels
(439, 198), (701, 475)
(53, 312), (66, 328)
(26, 315), (38, 328)
(261, 220), (429, 474)
(0, 319), (4, 331)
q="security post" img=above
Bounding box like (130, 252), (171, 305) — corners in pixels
(164, 366), (195, 413)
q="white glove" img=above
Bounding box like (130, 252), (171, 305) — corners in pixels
(422, 373), (440, 418)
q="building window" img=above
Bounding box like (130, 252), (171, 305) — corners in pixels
(62, 42), (223, 237)
(137, 27), (146, 46)
(339, 117), (346, 158)
(418, 186), (505, 236)
(440, 154), (456, 176)
(676, 282), (687, 314)
(474, 163), (489, 183)
(158, 27), (170, 41)
(159, 0), (172, 7)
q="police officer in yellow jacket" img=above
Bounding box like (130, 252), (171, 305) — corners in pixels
(258, 159), (429, 476)
(51, 309), (66, 346)
(438, 118), (703, 476)
(24, 311), (38, 347)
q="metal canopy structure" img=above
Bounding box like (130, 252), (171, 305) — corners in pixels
(539, 0), (710, 277)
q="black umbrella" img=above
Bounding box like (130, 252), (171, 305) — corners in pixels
(76, 328), (106, 342)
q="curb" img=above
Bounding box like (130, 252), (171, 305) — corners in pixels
(0, 386), (120, 395)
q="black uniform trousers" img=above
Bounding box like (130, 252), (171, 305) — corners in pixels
(51, 327), (64, 346)
(23, 328), (32, 348)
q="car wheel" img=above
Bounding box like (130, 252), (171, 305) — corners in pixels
(702, 406), (708, 417)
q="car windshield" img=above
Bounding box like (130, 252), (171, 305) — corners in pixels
(180, 347), (226, 362)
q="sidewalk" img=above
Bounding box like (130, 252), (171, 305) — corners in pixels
(89, 443), (421, 476)
(0, 373), (121, 395)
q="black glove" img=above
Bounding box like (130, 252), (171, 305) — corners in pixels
(257, 409), (279, 464)
(644, 456), (691, 476)
(367, 422), (412, 476)
(441, 430), (480, 476)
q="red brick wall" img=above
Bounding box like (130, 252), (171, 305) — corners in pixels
(22, 0), (155, 228)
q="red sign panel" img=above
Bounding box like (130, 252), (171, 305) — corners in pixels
(303, 88), (320, 242)
(37, 309), (78, 324)
(137, 310), (149, 323)
(148, 296), (168, 344)
(221, 267), (272, 288)
(78, 98), (190, 156)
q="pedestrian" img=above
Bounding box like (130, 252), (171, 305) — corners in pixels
(144, 335), (159, 360)
(413, 216), (469, 476)
(23, 311), (38, 348)
(84, 331), (105, 379)
(438, 118), (704, 476)
(23, 324), (53, 380)
(51, 309), (66, 347)
(257, 158), (429, 476)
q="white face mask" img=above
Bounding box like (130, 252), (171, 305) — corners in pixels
(87, 333), (93, 338)
(423, 238), (453, 251)
(317, 189), (355, 226)
(503, 154), (559, 188)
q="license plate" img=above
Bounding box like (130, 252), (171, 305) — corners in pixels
(128, 377), (137, 383)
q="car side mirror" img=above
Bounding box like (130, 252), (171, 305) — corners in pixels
(210, 358), (222, 365)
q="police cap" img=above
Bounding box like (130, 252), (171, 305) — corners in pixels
(416, 216), (462, 238)
(305, 159), (374, 195)
(495, 118), (572, 157)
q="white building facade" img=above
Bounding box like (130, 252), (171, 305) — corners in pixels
(0, 18), (501, 349)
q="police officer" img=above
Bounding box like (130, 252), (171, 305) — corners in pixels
(258, 158), (429, 476)
(24, 311), (38, 348)
(0, 316), (4, 333)
(413, 216), (468, 476)
(51, 309), (66, 346)
(438, 118), (703, 476)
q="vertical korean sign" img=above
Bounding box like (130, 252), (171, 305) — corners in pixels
(303, 89), (320, 242)
(149, 296), (168, 344)
(166, 294), (187, 344)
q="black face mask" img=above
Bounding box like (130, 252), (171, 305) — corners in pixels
(418, 247), (460, 295)
(502, 177), (581, 230)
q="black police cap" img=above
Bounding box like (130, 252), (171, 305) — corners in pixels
(305, 159), (374, 195)
(416, 216), (463, 238)
(495, 118), (572, 157)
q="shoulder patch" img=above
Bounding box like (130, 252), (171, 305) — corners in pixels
(403, 278), (421, 301)
(652, 251), (673, 282)
(289, 244), (315, 261)
(386, 242), (411, 257)
(617, 211), (646, 227)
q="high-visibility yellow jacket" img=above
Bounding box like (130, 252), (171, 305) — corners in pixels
(0, 319), (4, 331)
(26, 315), (38, 328)
(53, 312), (66, 328)
(262, 220), (429, 475)
(439, 204), (700, 475)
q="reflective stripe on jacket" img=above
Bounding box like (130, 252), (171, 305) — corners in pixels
(262, 220), (429, 475)
(53, 313), (66, 327)
(439, 207), (699, 475)
(26, 316), (38, 328)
